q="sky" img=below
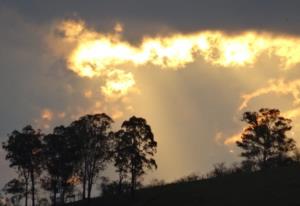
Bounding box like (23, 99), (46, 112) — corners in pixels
(2, 0), (300, 189)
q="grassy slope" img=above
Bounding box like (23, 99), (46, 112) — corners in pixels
(70, 166), (300, 206)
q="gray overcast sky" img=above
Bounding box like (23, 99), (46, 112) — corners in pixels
(1, 0), (300, 189)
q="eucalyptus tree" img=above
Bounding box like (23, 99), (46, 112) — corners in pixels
(70, 113), (114, 200)
(237, 108), (296, 169)
(2, 178), (25, 206)
(114, 116), (157, 197)
(43, 125), (81, 205)
(2, 126), (43, 206)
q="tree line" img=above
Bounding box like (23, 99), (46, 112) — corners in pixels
(167, 108), (299, 185)
(1, 108), (300, 206)
(2, 114), (158, 206)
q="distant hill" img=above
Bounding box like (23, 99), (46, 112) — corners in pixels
(69, 165), (300, 206)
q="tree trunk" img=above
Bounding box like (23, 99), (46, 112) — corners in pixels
(82, 175), (86, 200)
(118, 175), (123, 195)
(25, 178), (28, 206)
(87, 177), (93, 200)
(53, 192), (56, 206)
(82, 162), (87, 200)
(131, 176), (135, 198)
(130, 168), (135, 198)
(262, 150), (268, 169)
(53, 183), (57, 206)
(61, 189), (65, 205)
(87, 158), (97, 200)
(30, 169), (35, 206)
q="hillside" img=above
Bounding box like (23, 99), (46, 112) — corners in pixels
(69, 165), (300, 206)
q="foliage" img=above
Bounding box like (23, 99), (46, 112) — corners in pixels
(100, 177), (132, 197)
(2, 125), (43, 206)
(174, 173), (202, 183)
(114, 116), (158, 196)
(2, 178), (25, 206)
(147, 179), (166, 188)
(69, 113), (114, 200)
(1, 113), (159, 204)
(236, 108), (296, 169)
(2, 179), (25, 196)
(208, 162), (229, 178)
(43, 125), (81, 205)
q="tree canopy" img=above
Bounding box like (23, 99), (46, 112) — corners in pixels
(2, 125), (43, 206)
(236, 108), (296, 169)
(114, 116), (158, 196)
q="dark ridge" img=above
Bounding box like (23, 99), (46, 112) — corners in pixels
(68, 165), (300, 206)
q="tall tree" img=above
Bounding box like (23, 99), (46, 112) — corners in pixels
(43, 126), (81, 205)
(70, 113), (113, 200)
(2, 125), (43, 206)
(3, 178), (25, 206)
(236, 108), (296, 169)
(113, 130), (130, 195)
(115, 116), (157, 197)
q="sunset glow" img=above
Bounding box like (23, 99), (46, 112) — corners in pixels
(63, 20), (300, 77)
(5, 1), (300, 195)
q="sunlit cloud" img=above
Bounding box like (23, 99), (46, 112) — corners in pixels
(283, 107), (300, 119)
(45, 19), (300, 115)
(34, 108), (56, 130)
(101, 69), (136, 100)
(224, 132), (243, 146)
(239, 79), (300, 110)
(60, 20), (300, 76)
(52, 20), (300, 150)
(57, 20), (85, 41)
(51, 20), (300, 109)
(41, 109), (54, 121)
(215, 131), (242, 146)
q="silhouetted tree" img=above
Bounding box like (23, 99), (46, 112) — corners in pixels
(236, 108), (296, 169)
(175, 173), (201, 183)
(147, 179), (166, 188)
(2, 126), (43, 206)
(43, 126), (81, 205)
(70, 114), (113, 200)
(99, 177), (131, 197)
(292, 148), (300, 163)
(113, 130), (130, 195)
(209, 162), (229, 178)
(115, 116), (157, 197)
(3, 178), (25, 206)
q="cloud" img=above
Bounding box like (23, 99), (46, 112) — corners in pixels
(224, 132), (243, 146)
(239, 79), (300, 110)
(101, 69), (137, 100)
(41, 109), (54, 121)
(4, 1), (300, 185)
(47, 20), (300, 113)
(283, 107), (300, 119)
(4, 0), (300, 35)
(59, 20), (300, 76)
(215, 131), (242, 146)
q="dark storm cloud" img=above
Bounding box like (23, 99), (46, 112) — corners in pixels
(2, 0), (300, 35)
